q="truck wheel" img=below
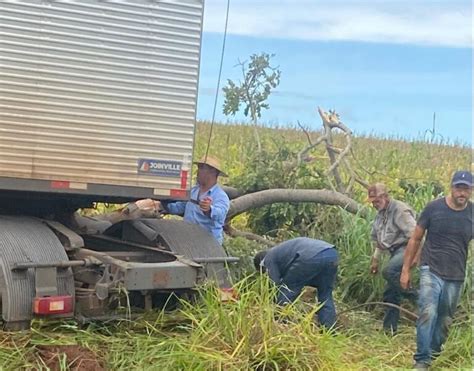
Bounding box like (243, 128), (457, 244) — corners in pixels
(0, 296), (31, 330)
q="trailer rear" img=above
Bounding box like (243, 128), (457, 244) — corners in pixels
(0, 0), (234, 330)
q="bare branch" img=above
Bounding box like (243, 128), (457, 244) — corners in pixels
(224, 225), (275, 247)
(325, 132), (352, 176)
(297, 121), (313, 146)
(311, 121), (369, 190)
(318, 107), (345, 193)
(341, 157), (370, 189)
(297, 135), (327, 166)
(330, 121), (353, 134)
(350, 147), (378, 176)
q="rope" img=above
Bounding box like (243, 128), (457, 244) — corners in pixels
(204, 0), (231, 161)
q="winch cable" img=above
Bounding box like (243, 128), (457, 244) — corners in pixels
(204, 0), (231, 162)
(336, 301), (418, 321)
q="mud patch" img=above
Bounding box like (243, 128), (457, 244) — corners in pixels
(36, 344), (105, 371)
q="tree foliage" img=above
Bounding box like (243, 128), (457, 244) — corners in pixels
(227, 138), (345, 238)
(222, 53), (281, 123)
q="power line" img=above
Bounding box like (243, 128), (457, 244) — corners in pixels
(204, 0), (231, 160)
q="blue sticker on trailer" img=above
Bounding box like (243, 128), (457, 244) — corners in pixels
(138, 159), (182, 177)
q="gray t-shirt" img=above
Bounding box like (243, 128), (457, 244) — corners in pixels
(419, 197), (473, 281)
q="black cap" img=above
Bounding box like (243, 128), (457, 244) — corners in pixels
(451, 170), (473, 187)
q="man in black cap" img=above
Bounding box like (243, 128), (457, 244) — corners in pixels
(401, 170), (473, 370)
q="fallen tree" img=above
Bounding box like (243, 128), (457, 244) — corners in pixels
(222, 107), (371, 243)
(227, 188), (369, 221)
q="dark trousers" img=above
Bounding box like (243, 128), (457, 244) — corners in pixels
(382, 246), (417, 332)
(277, 248), (339, 328)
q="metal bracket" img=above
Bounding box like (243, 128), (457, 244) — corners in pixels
(35, 267), (58, 297)
(95, 264), (122, 300)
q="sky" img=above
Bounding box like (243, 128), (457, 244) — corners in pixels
(196, 0), (472, 145)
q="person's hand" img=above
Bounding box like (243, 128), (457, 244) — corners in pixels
(370, 258), (378, 274)
(199, 197), (212, 213)
(400, 270), (410, 290)
(133, 198), (161, 217)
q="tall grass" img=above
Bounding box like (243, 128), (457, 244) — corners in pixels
(0, 277), (470, 369)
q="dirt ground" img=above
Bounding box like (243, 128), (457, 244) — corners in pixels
(36, 345), (104, 371)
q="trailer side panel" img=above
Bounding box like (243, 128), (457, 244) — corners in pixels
(0, 1), (204, 201)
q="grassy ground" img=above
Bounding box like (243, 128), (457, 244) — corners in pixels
(0, 278), (470, 370)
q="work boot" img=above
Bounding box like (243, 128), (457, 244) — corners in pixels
(383, 326), (397, 336)
(413, 361), (430, 370)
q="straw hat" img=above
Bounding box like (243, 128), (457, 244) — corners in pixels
(193, 155), (228, 177)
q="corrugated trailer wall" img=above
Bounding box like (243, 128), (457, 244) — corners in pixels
(0, 0), (204, 200)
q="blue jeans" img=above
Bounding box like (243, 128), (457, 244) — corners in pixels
(276, 248), (339, 328)
(382, 246), (418, 332)
(414, 266), (462, 365)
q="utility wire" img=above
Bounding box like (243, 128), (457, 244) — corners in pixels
(204, 0), (231, 161)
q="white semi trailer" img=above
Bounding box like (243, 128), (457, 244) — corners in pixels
(0, 0), (234, 330)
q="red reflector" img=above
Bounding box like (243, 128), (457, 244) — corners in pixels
(170, 189), (188, 198)
(180, 170), (188, 189)
(33, 295), (73, 315)
(51, 180), (70, 189)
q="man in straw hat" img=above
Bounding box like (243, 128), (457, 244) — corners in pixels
(401, 171), (473, 370)
(134, 155), (230, 244)
(368, 182), (417, 335)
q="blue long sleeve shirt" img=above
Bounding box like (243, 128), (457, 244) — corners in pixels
(263, 237), (335, 284)
(166, 184), (230, 244)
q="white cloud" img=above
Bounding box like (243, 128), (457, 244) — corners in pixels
(203, 0), (472, 48)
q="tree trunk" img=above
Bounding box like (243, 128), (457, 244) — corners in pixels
(221, 185), (243, 200)
(227, 188), (368, 221)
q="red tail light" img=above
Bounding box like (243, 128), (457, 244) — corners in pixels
(33, 295), (73, 315)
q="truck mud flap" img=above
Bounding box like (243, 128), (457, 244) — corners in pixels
(0, 216), (75, 329)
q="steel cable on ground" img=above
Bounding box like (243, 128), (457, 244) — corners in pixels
(204, 0), (231, 161)
(337, 301), (418, 321)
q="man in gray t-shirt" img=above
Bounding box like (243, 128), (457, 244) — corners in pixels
(401, 170), (473, 369)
